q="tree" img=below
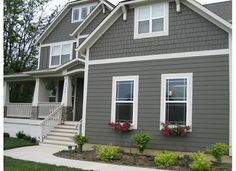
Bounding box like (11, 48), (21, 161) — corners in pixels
(4, 0), (59, 74)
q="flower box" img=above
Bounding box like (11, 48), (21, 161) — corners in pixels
(108, 122), (132, 133)
(160, 122), (191, 137)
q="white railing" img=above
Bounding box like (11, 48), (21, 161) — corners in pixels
(38, 102), (61, 118)
(76, 119), (82, 135)
(6, 103), (32, 118)
(40, 105), (63, 141)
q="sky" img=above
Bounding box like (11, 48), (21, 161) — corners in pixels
(48, 0), (231, 10)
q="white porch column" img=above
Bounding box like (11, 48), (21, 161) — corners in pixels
(61, 76), (73, 120)
(4, 80), (10, 117)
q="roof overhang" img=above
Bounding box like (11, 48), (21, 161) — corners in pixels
(77, 0), (232, 54)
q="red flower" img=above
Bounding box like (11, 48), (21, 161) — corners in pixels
(160, 128), (170, 136)
(108, 121), (131, 133)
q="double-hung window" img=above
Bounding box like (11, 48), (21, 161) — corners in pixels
(50, 43), (71, 68)
(111, 76), (139, 129)
(134, 2), (169, 39)
(160, 73), (193, 128)
(72, 4), (97, 23)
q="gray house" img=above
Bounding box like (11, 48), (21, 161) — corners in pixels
(4, 0), (232, 155)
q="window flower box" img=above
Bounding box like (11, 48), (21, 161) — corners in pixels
(108, 122), (132, 133)
(160, 122), (191, 137)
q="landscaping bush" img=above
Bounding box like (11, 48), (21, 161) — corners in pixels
(154, 151), (178, 169)
(73, 134), (88, 153)
(4, 133), (10, 138)
(31, 137), (37, 144)
(207, 143), (228, 163)
(95, 145), (120, 161)
(131, 133), (151, 153)
(190, 152), (211, 171)
(16, 131), (26, 139)
(23, 135), (32, 141)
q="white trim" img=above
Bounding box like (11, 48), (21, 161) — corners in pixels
(82, 48), (89, 136)
(63, 69), (85, 76)
(37, 47), (41, 70)
(160, 73), (193, 130)
(40, 40), (77, 47)
(49, 42), (73, 68)
(134, 1), (169, 39)
(71, 2), (98, 23)
(88, 49), (229, 65)
(229, 32), (232, 156)
(111, 75), (139, 129)
(78, 34), (89, 39)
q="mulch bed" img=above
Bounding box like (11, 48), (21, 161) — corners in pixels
(54, 150), (232, 171)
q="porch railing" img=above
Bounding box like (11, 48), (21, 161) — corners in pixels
(76, 119), (82, 135)
(6, 103), (32, 118)
(40, 105), (63, 141)
(38, 102), (61, 118)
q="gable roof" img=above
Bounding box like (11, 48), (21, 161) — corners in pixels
(77, 0), (232, 54)
(204, 1), (232, 22)
(36, 0), (109, 45)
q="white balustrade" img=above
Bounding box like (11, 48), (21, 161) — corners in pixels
(40, 105), (63, 141)
(38, 102), (61, 118)
(6, 103), (32, 118)
(76, 119), (82, 135)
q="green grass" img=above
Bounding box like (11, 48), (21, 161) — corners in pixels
(4, 137), (36, 150)
(4, 156), (86, 171)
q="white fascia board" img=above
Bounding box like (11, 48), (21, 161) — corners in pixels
(182, 0), (231, 33)
(36, 0), (94, 45)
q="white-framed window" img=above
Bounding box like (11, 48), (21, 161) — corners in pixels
(50, 42), (72, 68)
(134, 1), (169, 39)
(72, 3), (97, 23)
(111, 76), (139, 129)
(160, 73), (193, 129)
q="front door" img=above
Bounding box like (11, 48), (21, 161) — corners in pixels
(74, 78), (84, 121)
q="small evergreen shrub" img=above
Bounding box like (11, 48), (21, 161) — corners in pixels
(31, 137), (37, 143)
(73, 134), (88, 153)
(23, 135), (32, 141)
(4, 132), (10, 138)
(95, 145), (120, 161)
(131, 133), (151, 153)
(190, 152), (211, 171)
(207, 143), (229, 163)
(16, 131), (26, 139)
(154, 151), (178, 169)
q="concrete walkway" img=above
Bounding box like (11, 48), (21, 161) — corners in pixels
(4, 145), (165, 171)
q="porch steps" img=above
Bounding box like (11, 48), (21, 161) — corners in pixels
(40, 122), (79, 148)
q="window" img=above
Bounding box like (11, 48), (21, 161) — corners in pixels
(49, 89), (56, 102)
(50, 43), (72, 68)
(111, 76), (139, 129)
(72, 3), (97, 23)
(160, 73), (193, 128)
(134, 2), (169, 39)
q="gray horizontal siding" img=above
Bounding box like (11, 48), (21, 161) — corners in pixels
(89, 2), (228, 60)
(85, 55), (229, 152)
(39, 46), (50, 70)
(67, 63), (84, 72)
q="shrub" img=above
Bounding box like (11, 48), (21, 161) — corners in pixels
(131, 133), (151, 153)
(154, 151), (178, 169)
(207, 143), (229, 163)
(16, 131), (26, 139)
(190, 152), (211, 171)
(31, 137), (37, 144)
(73, 134), (88, 153)
(95, 145), (120, 161)
(4, 133), (10, 138)
(23, 135), (32, 141)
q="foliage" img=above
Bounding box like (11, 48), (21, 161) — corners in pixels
(22, 135), (32, 141)
(16, 131), (26, 139)
(108, 122), (131, 133)
(95, 145), (120, 161)
(73, 134), (88, 153)
(160, 122), (191, 136)
(4, 0), (59, 74)
(131, 133), (151, 153)
(189, 152), (211, 171)
(207, 143), (229, 163)
(4, 137), (36, 150)
(45, 80), (57, 90)
(31, 137), (37, 144)
(154, 151), (178, 169)
(4, 156), (87, 171)
(4, 133), (10, 138)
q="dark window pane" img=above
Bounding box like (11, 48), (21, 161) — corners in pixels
(138, 20), (149, 34)
(116, 103), (133, 122)
(51, 55), (60, 65)
(166, 103), (186, 124)
(116, 81), (133, 101)
(152, 18), (164, 32)
(166, 79), (187, 101)
(61, 54), (70, 64)
(73, 9), (80, 21)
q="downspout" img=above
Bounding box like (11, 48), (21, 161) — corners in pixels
(175, 0), (181, 13)
(121, 5), (127, 21)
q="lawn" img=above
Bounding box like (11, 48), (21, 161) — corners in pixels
(4, 156), (87, 171)
(4, 137), (36, 150)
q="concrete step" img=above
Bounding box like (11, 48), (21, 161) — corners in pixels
(43, 139), (76, 146)
(63, 121), (79, 126)
(52, 128), (77, 134)
(48, 132), (75, 137)
(55, 125), (76, 129)
(46, 135), (73, 142)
